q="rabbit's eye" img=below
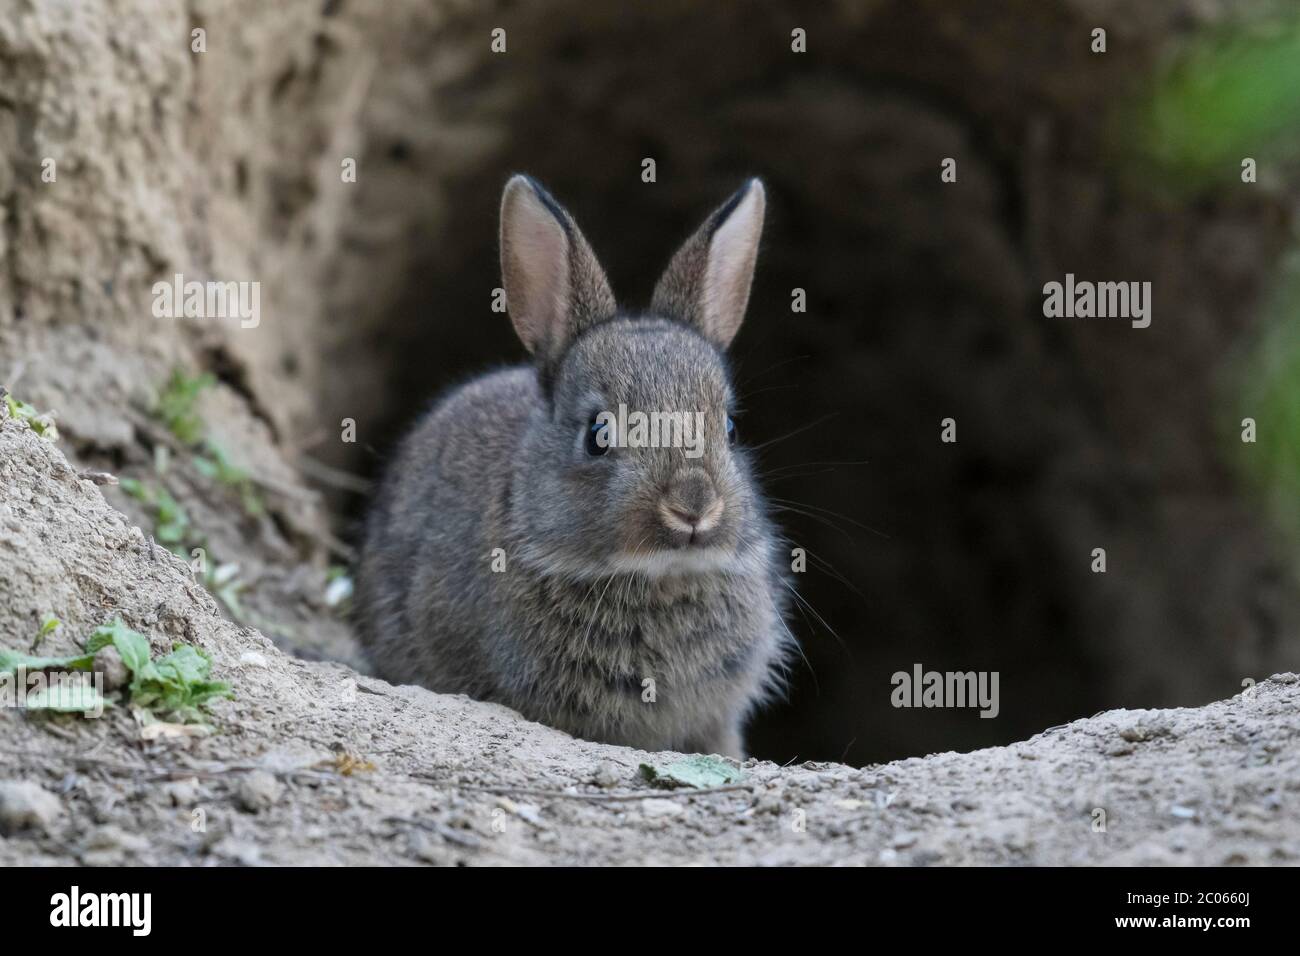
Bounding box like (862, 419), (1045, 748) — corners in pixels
(585, 416), (611, 457)
(726, 415), (737, 446)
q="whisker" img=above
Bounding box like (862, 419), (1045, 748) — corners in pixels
(737, 383), (802, 403)
(796, 543), (869, 603)
(580, 533), (649, 659)
(759, 458), (872, 478)
(781, 579), (849, 655)
(734, 353), (812, 391)
(747, 412), (838, 454)
(768, 502), (858, 546)
(769, 495), (890, 540)
(580, 572), (620, 661)
(762, 468), (841, 484)
(775, 605), (817, 695)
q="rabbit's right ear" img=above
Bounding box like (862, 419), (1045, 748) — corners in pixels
(500, 175), (616, 368)
(651, 179), (765, 348)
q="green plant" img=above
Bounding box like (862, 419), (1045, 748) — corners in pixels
(193, 439), (263, 515)
(154, 369), (215, 445)
(32, 614), (60, 651)
(119, 477), (196, 548)
(3, 390), (59, 441)
(1137, 20), (1300, 187)
(152, 370), (263, 517)
(86, 619), (233, 723)
(2, 619), (233, 723)
(1235, 268), (1300, 547)
(118, 477), (254, 625)
(0, 646), (96, 674)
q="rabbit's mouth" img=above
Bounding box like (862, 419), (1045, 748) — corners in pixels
(605, 499), (740, 575)
(610, 545), (737, 578)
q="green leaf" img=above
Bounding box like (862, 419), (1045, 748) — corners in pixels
(1138, 23), (1300, 183)
(156, 521), (186, 543)
(125, 639), (232, 721)
(112, 626), (152, 676)
(153, 644), (210, 685)
(155, 369), (215, 446)
(4, 392), (59, 441)
(194, 440), (263, 516)
(116, 479), (196, 548)
(118, 476), (148, 500)
(32, 614), (60, 650)
(638, 755), (745, 789)
(191, 455), (220, 480)
(85, 619), (152, 675)
(0, 648), (95, 674)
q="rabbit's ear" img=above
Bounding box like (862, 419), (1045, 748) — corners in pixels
(500, 175), (616, 364)
(651, 179), (765, 348)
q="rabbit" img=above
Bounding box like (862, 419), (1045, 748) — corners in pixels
(356, 175), (791, 758)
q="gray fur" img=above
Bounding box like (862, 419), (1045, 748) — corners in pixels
(357, 177), (790, 757)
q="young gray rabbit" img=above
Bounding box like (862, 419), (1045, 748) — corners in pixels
(357, 175), (790, 757)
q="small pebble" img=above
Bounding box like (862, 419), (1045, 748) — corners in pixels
(84, 824), (149, 854)
(211, 837), (262, 866)
(512, 802), (544, 826)
(0, 780), (63, 834)
(95, 645), (129, 692)
(407, 832), (443, 863)
(235, 770), (283, 813)
(162, 777), (202, 807)
(640, 798), (685, 818)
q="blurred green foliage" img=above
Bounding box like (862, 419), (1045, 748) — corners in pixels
(3, 390), (59, 441)
(1141, 21), (1300, 183)
(155, 369), (215, 446)
(119, 477), (194, 548)
(1237, 259), (1300, 543)
(1137, 16), (1300, 554)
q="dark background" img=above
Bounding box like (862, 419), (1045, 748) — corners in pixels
(317, 1), (1300, 766)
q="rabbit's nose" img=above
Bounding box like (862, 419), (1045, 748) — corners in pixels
(659, 475), (724, 539)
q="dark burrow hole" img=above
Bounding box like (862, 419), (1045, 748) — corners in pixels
(322, 2), (1296, 765)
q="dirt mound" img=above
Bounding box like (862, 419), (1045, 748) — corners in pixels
(2, 419), (1296, 865)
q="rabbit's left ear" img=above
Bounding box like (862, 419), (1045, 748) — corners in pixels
(500, 175), (616, 367)
(651, 179), (765, 348)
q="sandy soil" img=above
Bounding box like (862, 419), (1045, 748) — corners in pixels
(2, 418), (1296, 866)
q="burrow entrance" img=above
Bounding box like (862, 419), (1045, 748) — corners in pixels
(301, 1), (1298, 764)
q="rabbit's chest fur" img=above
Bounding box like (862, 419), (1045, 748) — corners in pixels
(488, 558), (784, 753)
